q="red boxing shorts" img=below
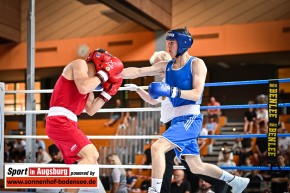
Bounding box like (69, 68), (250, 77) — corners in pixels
(46, 116), (92, 164)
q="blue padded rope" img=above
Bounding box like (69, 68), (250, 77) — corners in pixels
(220, 166), (290, 171)
(199, 133), (290, 139)
(204, 78), (290, 87)
(200, 103), (290, 110)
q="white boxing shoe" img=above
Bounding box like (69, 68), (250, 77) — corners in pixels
(148, 187), (159, 193)
(228, 176), (250, 193)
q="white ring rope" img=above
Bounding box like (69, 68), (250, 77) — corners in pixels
(99, 165), (185, 170)
(2, 164), (183, 170)
(4, 86), (149, 94)
(4, 135), (161, 139)
(4, 107), (161, 115)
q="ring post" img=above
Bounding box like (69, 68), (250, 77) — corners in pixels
(26, 0), (36, 163)
(0, 82), (5, 179)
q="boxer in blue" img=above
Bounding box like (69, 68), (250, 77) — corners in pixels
(121, 27), (249, 193)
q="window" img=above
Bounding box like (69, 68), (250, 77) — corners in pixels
(4, 82), (41, 112)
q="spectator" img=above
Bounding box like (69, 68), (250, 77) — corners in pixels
(256, 94), (268, 104)
(243, 101), (256, 133)
(4, 139), (17, 163)
(140, 179), (151, 192)
(4, 140), (10, 163)
(287, 178), (290, 193)
(172, 158), (213, 193)
(278, 128), (290, 156)
(239, 133), (254, 166)
(232, 138), (242, 155)
(244, 170), (263, 192)
(198, 127), (209, 156)
(205, 115), (219, 153)
(106, 153), (128, 193)
(139, 140), (154, 175)
(13, 139), (26, 162)
(279, 89), (290, 114)
(48, 144), (64, 164)
(171, 169), (191, 193)
(126, 169), (137, 192)
(35, 139), (46, 151)
(14, 139), (26, 151)
(260, 169), (272, 192)
(278, 118), (286, 131)
(253, 125), (268, 165)
(197, 178), (215, 193)
(218, 142), (233, 162)
(207, 96), (221, 122)
(36, 146), (52, 163)
(217, 148), (239, 176)
(240, 157), (253, 177)
(122, 112), (132, 128)
(270, 154), (289, 193)
(116, 112), (132, 135)
(255, 108), (268, 134)
(105, 99), (124, 127)
(141, 140), (154, 166)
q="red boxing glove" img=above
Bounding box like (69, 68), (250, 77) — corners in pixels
(98, 56), (124, 79)
(86, 49), (124, 83)
(99, 75), (123, 102)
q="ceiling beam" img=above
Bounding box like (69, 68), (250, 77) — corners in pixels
(0, 0), (21, 43)
(79, 0), (172, 31)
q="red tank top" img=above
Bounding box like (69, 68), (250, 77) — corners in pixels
(50, 75), (89, 115)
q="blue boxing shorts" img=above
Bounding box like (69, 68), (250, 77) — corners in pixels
(161, 114), (203, 159)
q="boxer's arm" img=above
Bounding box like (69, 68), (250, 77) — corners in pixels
(136, 87), (160, 105)
(120, 61), (167, 79)
(70, 59), (102, 94)
(85, 92), (106, 116)
(180, 58), (207, 101)
(125, 84), (160, 105)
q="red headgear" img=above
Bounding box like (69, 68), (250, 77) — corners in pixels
(86, 48), (123, 75)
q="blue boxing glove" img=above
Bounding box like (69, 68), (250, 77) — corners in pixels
(148, 82), (181, 99)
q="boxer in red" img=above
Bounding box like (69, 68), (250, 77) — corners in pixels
(46, 48), (123, 193)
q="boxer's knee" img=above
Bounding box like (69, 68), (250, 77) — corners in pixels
(151, 139), (173, 156)
(151, 141), (165, 155)
(151, 142), (160, 155)
(78, 144), (99, 164)
(84, 151), (99, 164)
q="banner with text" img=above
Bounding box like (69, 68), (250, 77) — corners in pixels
(267, 80), (279, 164)
(5, 164), (99, 189)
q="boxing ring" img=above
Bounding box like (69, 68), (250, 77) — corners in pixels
(1, 78), (290, 192)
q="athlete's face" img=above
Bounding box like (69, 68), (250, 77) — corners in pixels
(167, 40), (178, 58)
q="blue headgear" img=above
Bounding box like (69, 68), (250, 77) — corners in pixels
(166, 30), (193, 57)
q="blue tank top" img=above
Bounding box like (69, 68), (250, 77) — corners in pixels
(165, 57), (203, 107)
